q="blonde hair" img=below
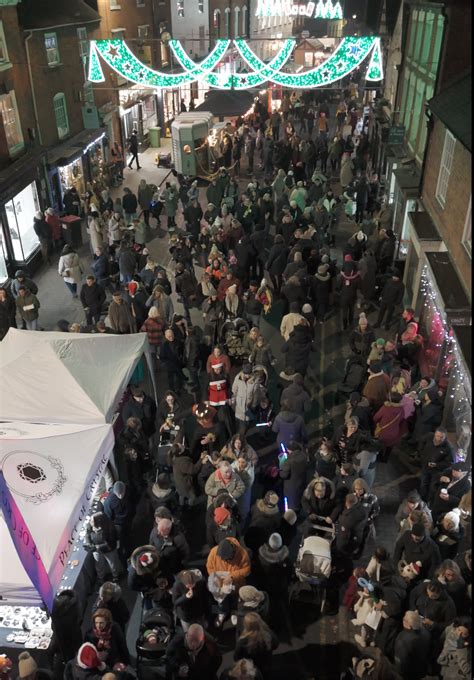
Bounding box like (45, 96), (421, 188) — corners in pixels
(148, 306), (160, 319)
(240, 612), (273, 652)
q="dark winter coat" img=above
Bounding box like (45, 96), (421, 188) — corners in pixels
(84, 516), (117, 553)
(266, 242), (288, 275)
(301, 477), (341, 520)
(103, 489), (132, 527)
(336, 502), (367, 555)
(166, 630), (222, 680)
(80, 282), (106, 313)
(234, 629), (278, 677)
(419, 433), (454, 471)
(272, 410), (307, 448)
(279, 447), (309, 510)
(349, 326), (375, 357)
(311, 272), (331, 305)
(84, 621), (130, 666)
(172, 576), (209, 623)
(380, 278), (405, 306)
(338, 269), (361, 304)
(280, 382), (311, 415)
(281, 324), (313, 375)
(393, 531), (441, 578)
(0, 296), (16, 340)
(394, 626), (431, 680)
(409, 581), (456, 635)
(245, 499), (282, 551)
(122, 394), (157, 437)
(149, 524), (190, 579)
(51, 590), (83, 662)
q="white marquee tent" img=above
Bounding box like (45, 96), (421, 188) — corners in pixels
(0, 330), (148, 609)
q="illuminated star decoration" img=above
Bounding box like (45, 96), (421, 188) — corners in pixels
(87, 36), (383, 90)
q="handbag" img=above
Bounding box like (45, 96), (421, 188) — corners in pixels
(374, 413), (401, 438)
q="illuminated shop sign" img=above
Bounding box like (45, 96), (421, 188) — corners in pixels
(255, 0), (343, 19)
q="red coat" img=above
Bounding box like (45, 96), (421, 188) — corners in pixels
(373, 402), (406, 448)
(45, 213), (62, 241)
(208, 378), (230, 406)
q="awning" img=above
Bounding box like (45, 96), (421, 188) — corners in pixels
(195, 90), (254, 118)
(393, 167), (421, 192)
(409, 211), (442, 241)
(46, 128), (106, 168)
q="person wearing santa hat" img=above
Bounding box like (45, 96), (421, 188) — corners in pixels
(65, 643), (106, 680)
(206, 346), (231, 375)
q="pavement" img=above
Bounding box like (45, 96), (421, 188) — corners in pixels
(28, 127), (422, 678)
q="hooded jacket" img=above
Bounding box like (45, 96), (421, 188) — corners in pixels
(349, 326), (375, 356)
(232, 372), (264, 422)
(311, 270), (331, 304)
(336, 501), (367, 554)
(409, 581), (456, 635)
(338, 266), (361, 304)
(301, 476), (341, 520)
(362, 371), (390, 411)
(206, 537), (251, 589)
(127, 545), (161, 593)
(280, 381), (311, 415)
(148, 523), (190, 578)
(205, 468), (246, 507)
(437, 623), (472, 679)
(272, 410), (307, 448)
(279, 446), (309, 510)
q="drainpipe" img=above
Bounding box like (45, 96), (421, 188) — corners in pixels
(24, 31), (42, 145)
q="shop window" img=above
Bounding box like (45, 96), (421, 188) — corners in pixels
(0, 91), (24, 157)
(5, 181), (40, 261)
(77, 27), (88, 61)
(177, 0), (184, 18)
(112, 28), (126, 39)
(53, 93), (69, 140)
(0, 232), (8, 284)
(0, 21), (11, 70)
(436, 130), (455, 208)
(45, 32), (60, 66)
(462, 196), (471, 257)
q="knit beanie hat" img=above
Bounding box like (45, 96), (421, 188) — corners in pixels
(77, 643), (106, 671)
(369, 360), (382, 373)
(239, 585), (265, 606)
(411, 523), (425, 537)
(139, 551), (156, 567)
(214, 506), (231, 525)
(302, 303), (313, 314)
(18, 653), (37, 679)
(317, 264), (329, 275)
(217, 538), (236, 561)
(263, 491), (279, 508)
(375, 338), (386, 346)
(344, 254), (353, 262)
(268, 533), (283, 550)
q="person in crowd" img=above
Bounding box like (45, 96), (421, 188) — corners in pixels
(84, 608), (130, 667)
(166, 623), (222, 680)
(80, 275), (106, 326)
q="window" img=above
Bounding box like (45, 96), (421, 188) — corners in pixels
(462, 196), (471, 257)
(44, 32), (60, 66)
(225, 8), (231, 37)
(214, 9), (221, 37)
(435, 130), (455, 208)
(5, 181), (40, 261)
(234, 7), (241, 37)
(198, 0), (204, 13)
(83, 82), (94, 105)
(0, 91), (24, 156)
(421, 12), (434, 67)
(110, 0), (121, 8)
(242, 6), (247, 37)
(199, 25), (205, 53)
(431, 14), (444, 76)
(0, 21), (11, 70)
(137, 0), (145, 5)
(53, 93), (69, 139)
(177, 0), (184, 17)
(414, 10), (424, 63)
(160, 42), (169, 66)
(77, 27), (88, 60)
(407, 10), (417, 58)
(138, 25), (149, 38)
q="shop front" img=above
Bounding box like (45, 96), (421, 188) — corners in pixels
(120, 89), (158, 153)
(415, 252), (472, 444)
(46, 129), (107, 213)
(403, 209), (444, 307)
(0, 149), (47, 277)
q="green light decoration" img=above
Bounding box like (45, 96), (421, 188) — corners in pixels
(315, 0), (343, 18)
(88, 36), (383, 91)
(171, 38), (295, 90)
(88, 38), (230, 88)
(366, 38), (384, 81)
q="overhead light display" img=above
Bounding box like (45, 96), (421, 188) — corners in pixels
(88, 36), (383, 90)
(254, 0), (343, 19)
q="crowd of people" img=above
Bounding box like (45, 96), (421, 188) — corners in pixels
(0, 88), (471, 680)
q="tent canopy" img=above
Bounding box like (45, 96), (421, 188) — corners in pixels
(0, 421), (114, 607)
(0, 329), (147, 424)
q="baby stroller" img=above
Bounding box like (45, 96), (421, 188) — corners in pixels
(290, 516), (336, 613)
(335, 355), (367, 404)
(136, 607), (174, 675)
(221, 318), (249, 362)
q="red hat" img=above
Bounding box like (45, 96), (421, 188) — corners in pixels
(344, 254), (353, 262)
(214, 506), (231, 525)
(128, 281), (138, 297)
(77, 643), (106, 671)
(139, 551), (155, 567)
(410, 561), (422, 574)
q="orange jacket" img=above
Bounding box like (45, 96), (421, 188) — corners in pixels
(206, 538), (251, 589)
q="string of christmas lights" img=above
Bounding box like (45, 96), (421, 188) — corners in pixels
(87, 36), (383, 90)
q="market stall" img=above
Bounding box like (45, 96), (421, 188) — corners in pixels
(0, 330), (149, 657)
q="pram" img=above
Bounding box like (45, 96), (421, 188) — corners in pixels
(135, 607), (174, 675)
(221, 318), (250, 362)
(335, 355), (367, 404)
(290, 516), (336, 613)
